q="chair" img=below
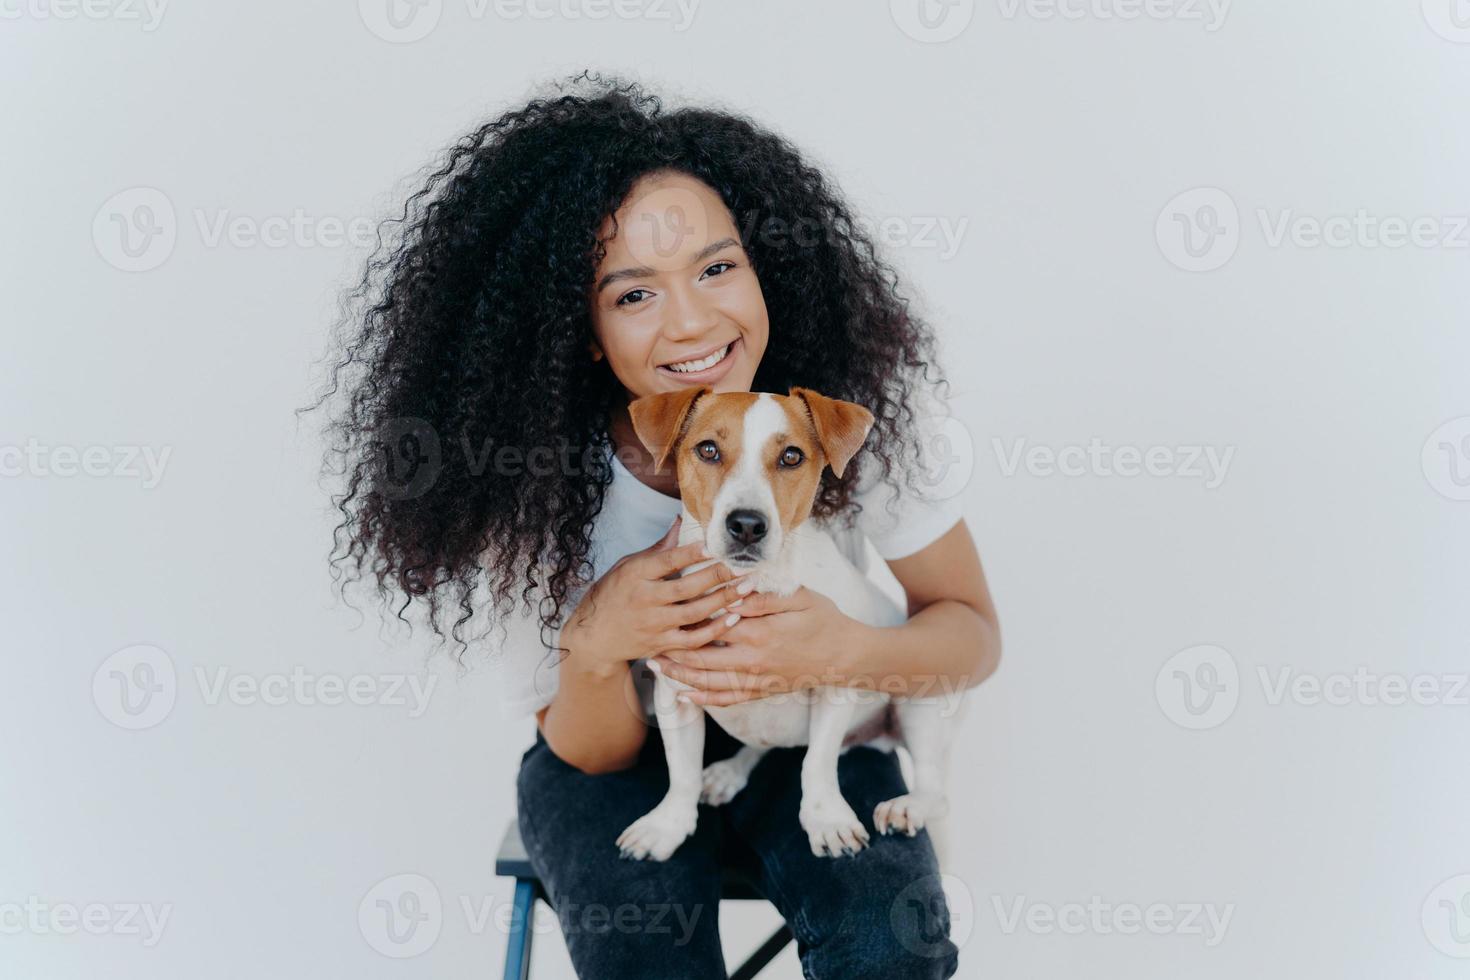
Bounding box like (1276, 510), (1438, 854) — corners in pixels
(496, 821), (794, 979)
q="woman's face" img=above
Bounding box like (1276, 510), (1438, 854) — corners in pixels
(588, 171), (769, 400)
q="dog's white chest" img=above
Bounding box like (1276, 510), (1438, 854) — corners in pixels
(690, 522), (905, 749)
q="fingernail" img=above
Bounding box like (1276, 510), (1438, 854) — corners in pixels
(707, 607), (726, 620)
(729, 598), (743, 609)
(736, 579), (757, 596)
(724, 613), (740, 627)
(676, 693), (691, 703)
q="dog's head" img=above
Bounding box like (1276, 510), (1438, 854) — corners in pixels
(628, 387), (875, 569)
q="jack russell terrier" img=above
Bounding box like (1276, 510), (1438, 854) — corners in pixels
(615, 385), (962, 863)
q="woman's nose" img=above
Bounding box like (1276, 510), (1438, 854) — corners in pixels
(661, 282), (719, 340)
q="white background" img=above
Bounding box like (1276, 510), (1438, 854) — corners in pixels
(4, 1), (1470, 977)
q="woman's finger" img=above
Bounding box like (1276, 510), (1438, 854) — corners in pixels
(663, 580), (750, 628)
(642, 539), (709, 580)
(660, 560), (742, 603)
(660, 643), (759, 673)
(655, 609), (740, 652)
(649, 657), (753, 692)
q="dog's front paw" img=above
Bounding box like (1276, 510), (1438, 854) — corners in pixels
(799, 798), (870, 858)
(873, 793), (948, 837)
(700, 760), (750, 806)
(616, 804), (698, 862)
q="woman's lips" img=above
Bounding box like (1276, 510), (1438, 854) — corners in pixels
(656, 337), (741, 385)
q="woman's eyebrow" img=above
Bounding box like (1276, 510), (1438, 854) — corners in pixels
(595, 237), (743, 293)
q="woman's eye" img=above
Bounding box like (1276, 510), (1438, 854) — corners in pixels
(779, 446), (804, 467)
(616, 288), (651, 307)
(695, 441), (720, 463)
(700, 261), (735, 279)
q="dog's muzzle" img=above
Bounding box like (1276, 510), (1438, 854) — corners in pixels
(724, 508), (768, 562)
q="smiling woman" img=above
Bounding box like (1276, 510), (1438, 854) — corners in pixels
(306, 71), (996, 979)
(588, 173), (768, 396)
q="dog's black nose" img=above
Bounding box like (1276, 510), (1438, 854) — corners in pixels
(725, 509), (767, 546)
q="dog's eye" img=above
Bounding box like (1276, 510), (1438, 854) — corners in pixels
(778, 446), (805, 468)
(695, 440), (720, 463)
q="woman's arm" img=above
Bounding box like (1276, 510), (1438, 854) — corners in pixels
(536, 659), (648, 776)
(842, 519), (1001, 695)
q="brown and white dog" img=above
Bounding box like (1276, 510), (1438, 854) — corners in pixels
(615, 385), (960, 862)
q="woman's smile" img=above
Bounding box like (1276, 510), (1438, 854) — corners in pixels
(655, 336), (743, 386)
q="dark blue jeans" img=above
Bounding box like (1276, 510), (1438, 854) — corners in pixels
(516, 715), (959, 978)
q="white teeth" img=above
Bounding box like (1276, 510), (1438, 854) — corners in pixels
(665, 342), (732, 374)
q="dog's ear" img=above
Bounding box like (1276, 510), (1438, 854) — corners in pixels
(791, 388), (874, 479)
(628, 386), (710, 475)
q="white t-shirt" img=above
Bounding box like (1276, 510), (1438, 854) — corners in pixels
(492, 400), (966, 720)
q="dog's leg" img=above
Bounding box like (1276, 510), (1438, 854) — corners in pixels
(700, 744), (767, 806)
(799, 688), (869, 857)
(616, 675), (704, 861)
(874, 700), (952, 859)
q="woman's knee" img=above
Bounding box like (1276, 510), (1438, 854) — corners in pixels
(801, 874), (959, 979)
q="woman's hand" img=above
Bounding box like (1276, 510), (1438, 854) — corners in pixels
(561, 517), (755, 679)
(648, 586), (870, 706)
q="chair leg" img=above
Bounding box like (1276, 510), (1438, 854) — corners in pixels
(729, 924), (793, 980)
(502, 879), (536, 980)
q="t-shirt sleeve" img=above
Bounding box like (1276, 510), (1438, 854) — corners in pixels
(491, 589), (579, 720)
(851, 382), (968, 561)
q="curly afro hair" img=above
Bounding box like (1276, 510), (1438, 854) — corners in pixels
(303, 72), (949, 658)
